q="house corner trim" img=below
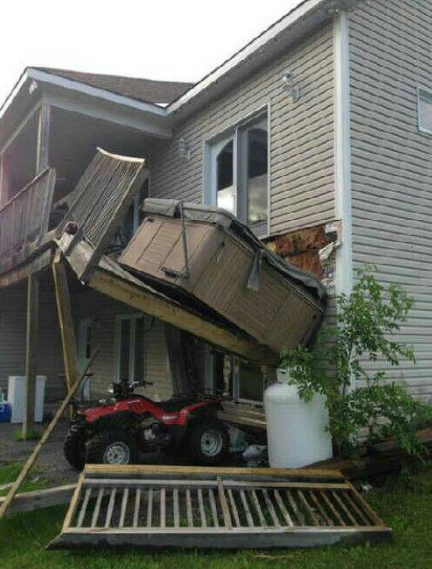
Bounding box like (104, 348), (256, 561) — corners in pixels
(334, 10), (353, 297)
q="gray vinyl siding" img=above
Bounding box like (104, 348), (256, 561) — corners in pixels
(0, 288), (64, 401)
(150, 23), (335, 236)
(349, 0), (432, 401)
(71, 289), (173, 400)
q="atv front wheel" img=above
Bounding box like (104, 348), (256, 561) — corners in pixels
(85, 432), (138, 465)
(64, 423), (86, 470)
(187, 418), (229, 466)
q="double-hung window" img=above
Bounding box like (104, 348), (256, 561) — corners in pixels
(115, 314), (145, 384)
(207, 113), (269, 237)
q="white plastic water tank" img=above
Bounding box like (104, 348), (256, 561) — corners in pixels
(8, 376), (47, 424)
(264, 370), (333, 468)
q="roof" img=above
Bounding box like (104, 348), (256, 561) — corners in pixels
(33, 67), (194, 105)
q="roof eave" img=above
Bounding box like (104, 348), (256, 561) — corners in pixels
(167, 0), (362, 121)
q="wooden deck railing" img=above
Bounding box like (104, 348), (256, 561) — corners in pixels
(0, 168), (56, 274)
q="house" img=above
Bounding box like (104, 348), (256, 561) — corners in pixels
(0, 0), (431, 435)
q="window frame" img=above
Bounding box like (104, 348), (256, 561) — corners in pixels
(114, 313), (146, 384)
(417, 86), (432, 135)
(203, 105), (271, 237)
(232, 358), (265, 406)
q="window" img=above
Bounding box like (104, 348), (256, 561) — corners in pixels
(207, 113), (269, 236)
(115, 314), (146, 383)
(234, 360), (265, 404)
(418, 88), (432, 133)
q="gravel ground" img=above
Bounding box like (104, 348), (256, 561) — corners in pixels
(0, 405), (77, 486)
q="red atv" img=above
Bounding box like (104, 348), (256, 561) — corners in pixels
(64, 380), (229, 469)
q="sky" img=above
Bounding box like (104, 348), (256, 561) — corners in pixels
(0, 0), (302, 107)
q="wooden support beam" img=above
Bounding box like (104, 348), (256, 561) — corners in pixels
(22, 272), (40, 438)
(0, 347), (100, 521)
(89, 269), (279, 367)
(52, 251), (80, 395)
(36, 103), (51, 172)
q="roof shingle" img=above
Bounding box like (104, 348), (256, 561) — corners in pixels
(35, 67), (194, 105)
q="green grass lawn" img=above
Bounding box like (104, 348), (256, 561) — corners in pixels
(1, 466), (432, 569)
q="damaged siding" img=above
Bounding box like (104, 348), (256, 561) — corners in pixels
(150, 24), (335, 236)
(349, 0), (432, 400)
(71, 289), (173, 399)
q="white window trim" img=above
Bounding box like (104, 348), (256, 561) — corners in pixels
(203, 104), (271, 238)
(417, 86), (432, 135)
(114, 313), (146, 383)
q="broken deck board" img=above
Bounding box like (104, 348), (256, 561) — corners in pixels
(48, 465), (391, 550)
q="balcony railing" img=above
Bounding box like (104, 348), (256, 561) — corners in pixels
(0, 168), (56, 274)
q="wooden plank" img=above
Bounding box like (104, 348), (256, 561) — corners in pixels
(308, 490), (332, 526)
(186, 489), (193, 527)
(22, 272), (39, 437)
(239, 490), (254, 528)
(341, 491), (370, 526)
(119, 488), (129, 528)
(52, 251), (80, 396)
(285, 490), (305, 525)
(84, 464), (344, 481)
(147, 489), (153, 527)
(262, 489), (280, 527)
(85, 478), (349, 490)
(320, 490), (345, 526)
(273, 489), (294, 527)
(104, 488), (117, 528)
(250, 489), (267, 528)
(47, 526), (393, 550)
(91, 488), (104, 528)
(227, 489), (240, 527)
(298, 490), (319, 527)
(217, 477), (232, 530)
(0, 348), (100, 520)
(77, 488), (92, 528)
(173, 489), (180, 528)
(198, 488), (207, 528)
(133, 489), (141, 528)
(160, 488), (166, 528)
(346, 482), (387, 527)
(209, 489), (219, 527)
(332, 491), (358, 526)
(63, 474), (84, 531)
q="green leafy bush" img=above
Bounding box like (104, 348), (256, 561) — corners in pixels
(281, 266), (432, 458)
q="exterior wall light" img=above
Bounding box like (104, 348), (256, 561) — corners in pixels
(179, 138), (191, 161)
(282, 72), (301, 103)
(29, 80), (38, 95)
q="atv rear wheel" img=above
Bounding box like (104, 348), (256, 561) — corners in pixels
(64, 423), (86, 470)
(85, 431), (138, 465)
(187, 418), (229, 466)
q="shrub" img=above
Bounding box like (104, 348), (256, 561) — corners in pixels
(281, 266), (432, 459)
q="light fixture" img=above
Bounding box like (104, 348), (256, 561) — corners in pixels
(282, 72), (301, 103)
(179, 137), (191, 161)
(29, 80), (38, 95)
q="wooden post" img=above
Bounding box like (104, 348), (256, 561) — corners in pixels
(21, 103), (51, 436)
(22, 272), (40, 438)
(52, 251), (80, 395)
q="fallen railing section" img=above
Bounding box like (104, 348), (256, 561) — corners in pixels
(48, 465), (392, 550)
